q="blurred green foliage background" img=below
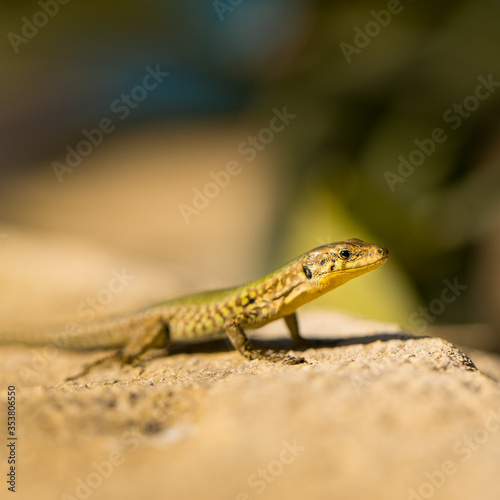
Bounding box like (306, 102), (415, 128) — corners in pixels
(1, 0), (500, 347)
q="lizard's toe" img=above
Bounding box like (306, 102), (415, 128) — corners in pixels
(282, 355), (308, 365)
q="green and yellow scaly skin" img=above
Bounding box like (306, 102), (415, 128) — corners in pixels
(0, 238), (388, 374)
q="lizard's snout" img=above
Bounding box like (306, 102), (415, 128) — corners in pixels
(376, 245), (389, 258)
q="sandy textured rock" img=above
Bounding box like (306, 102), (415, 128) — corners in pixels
(1, 311), (500, 500)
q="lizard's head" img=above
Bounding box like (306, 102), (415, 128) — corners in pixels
(296, 238), (389, 297)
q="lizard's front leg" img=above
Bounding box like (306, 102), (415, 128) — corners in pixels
(283, 312), (306, 344)
(225, 318), (306, 365)
(283, 312), (323, 347)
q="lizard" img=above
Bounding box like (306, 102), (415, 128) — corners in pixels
(0, 238), (388, 377)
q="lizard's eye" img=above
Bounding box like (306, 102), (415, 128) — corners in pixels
(339, 249), (351, 260)
(302, 264), (313, 280)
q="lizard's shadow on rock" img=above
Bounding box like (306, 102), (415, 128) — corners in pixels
(166, 332), (415, 356)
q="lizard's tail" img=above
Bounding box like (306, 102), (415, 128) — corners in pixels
(0, 315), (137, 350)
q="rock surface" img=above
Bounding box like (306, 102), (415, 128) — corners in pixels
(1, 310), (500, 500)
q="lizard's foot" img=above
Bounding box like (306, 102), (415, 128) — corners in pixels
(282, 355), (308, 365)
(225, 320), (308, 366)
(256, 349), (308, 365)
(65, 351), (124, 382)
